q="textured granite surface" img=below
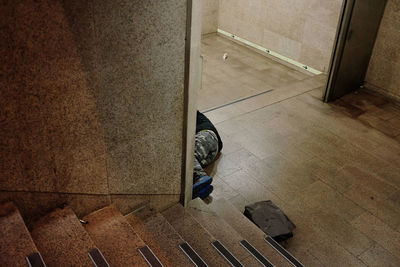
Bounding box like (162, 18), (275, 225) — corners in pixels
(0, 202), (39, 266)
(0, 191), (179, 225)
(188, 199), (259, 263)
(126, 208), (193, 266)
(366, 0), (400, 102)
(30, 207), (97, 267)
(0, 0), (108, 194)
(162, 204), (231, 267)
(149, 194), (181, 211)
(1, 0), (186, 216)
(83, 205), (148, 266)
(110, 194), (150, 215)
(0, 191), (110, 225)
(92, 0), (186, 195)
(210, 199), (292, 266)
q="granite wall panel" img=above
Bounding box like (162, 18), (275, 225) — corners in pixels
(365, 0), (400, 102)
(1, 0), (187, 217)
(1, 0), (108, 194)
(92, 0), (186, 195)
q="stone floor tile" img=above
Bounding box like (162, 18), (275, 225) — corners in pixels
(351, 213), (400, 258)
(358, 243), (400, 266)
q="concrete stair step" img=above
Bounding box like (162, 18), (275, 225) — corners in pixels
(30, 207), (98, 267)
(188, 198), (261, 266)
(125, 207), (193, 267)
(209, 199), (293, 267)
(0, 202), (41, 266)
(82, 205), (149, 266)
(162, 203), (230, 267)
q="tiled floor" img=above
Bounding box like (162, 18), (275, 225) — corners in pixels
(200, 35), (400, 266)
(198, 35), (313, 112)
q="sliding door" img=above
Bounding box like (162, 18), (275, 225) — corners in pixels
(324, 0), (387, 101)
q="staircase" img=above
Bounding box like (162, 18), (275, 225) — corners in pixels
(0, 199), (304, 266)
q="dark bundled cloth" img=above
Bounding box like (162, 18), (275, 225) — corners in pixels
(196, 111), (223, 151)
(244, 200), (296, 242)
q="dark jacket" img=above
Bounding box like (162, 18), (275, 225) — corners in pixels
(196, 111), (223, 151)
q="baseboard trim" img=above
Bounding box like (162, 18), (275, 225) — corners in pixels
(364, 82), (400, 105)
(217, 29), (322, 76)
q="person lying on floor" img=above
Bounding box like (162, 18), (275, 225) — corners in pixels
(192, 111), (223, 199)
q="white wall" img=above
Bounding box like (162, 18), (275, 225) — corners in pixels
(218, 0), (344, 72)
(201, 0), (219, 34)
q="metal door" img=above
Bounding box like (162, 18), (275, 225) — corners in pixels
(324, 0), (387, 102)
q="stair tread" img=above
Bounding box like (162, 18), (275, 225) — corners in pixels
(162, 203), (231, 267)
(188, 199), (261, 265)
(30, 207), (97, 267)
(242, 255), (268, 267)
(0, 202), (39, 266)
(83, 205), (148, 266)
(125, 208), (193, 267)
(210, 199), (293, 266)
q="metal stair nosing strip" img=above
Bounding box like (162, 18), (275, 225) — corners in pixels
(88, 248), (110, 267)
(179, 242), (208, 267)
(240, 240), (274, 267)
(26, 252), (46, 267)
(138, 246), (164, 267)
(264, 237), (304, 267)
(211, 240), (243, 267)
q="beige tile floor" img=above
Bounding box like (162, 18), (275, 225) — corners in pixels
(198, 35), (313, 112)
(199, 35), (400, 266)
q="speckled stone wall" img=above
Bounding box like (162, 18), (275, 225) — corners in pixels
(365, 0), (400, 102)
(0, 0), (186, 217)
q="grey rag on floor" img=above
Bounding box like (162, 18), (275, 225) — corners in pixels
(244, 200), (296, 242)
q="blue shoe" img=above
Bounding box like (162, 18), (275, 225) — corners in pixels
(193, 176), (213, 193)
(198, 185), (214, 199)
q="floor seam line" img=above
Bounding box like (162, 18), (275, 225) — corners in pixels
(214, 86), (323, 125)
(202, 89), (274, 113)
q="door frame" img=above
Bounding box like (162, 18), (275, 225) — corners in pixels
(324, 0), (387, 102)
(181, 0), (202, 206)
(324, 0), (356, 102)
